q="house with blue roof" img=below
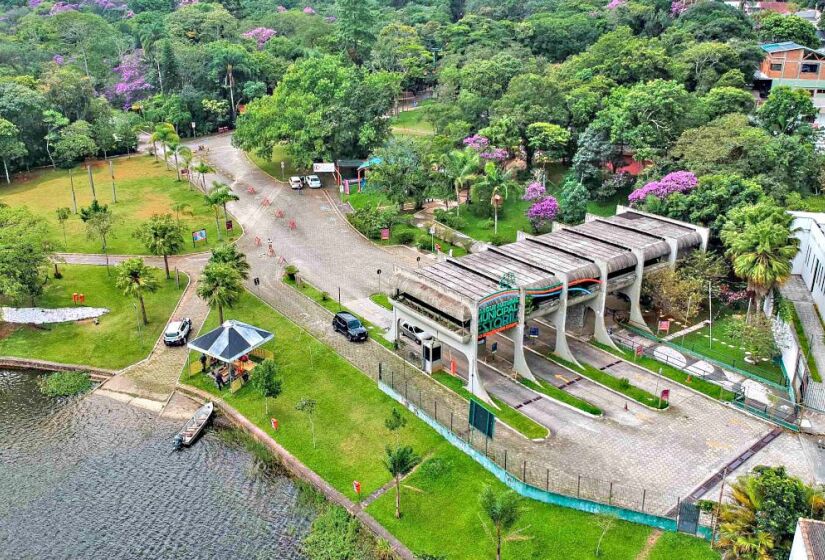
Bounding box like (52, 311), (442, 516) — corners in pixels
(755, 41), (825, 122)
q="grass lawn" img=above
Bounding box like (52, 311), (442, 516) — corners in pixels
(549, 356), (669, 410)
(520, 377), (603, 416)
(0, 156), (239, 254)
(185, 290), (716, 560)
(367, 444), (716, 560)
(676, 316), (786, 386)
(247, 144), (302, 179)
(342, 188), (395, 210)
(0, 264), (186, 369)
(648, 531), (720, 560)
(785, 303), (822, 382)
(185, 289), (444, 501)
(432, 372), (549, 440)
(389, 106), (435, 137)
(369, 293), (392, 311)
(592, 342), (736, 402)
(282, 275), (393, 349)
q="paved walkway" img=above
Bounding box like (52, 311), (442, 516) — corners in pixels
(781, 275), (825, 411)
(59, 252), (210, 406)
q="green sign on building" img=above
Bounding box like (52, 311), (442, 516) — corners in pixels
(477, 297), (519, 338)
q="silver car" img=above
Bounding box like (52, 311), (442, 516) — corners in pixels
(289, 176), (303, 190)
(305, 175), (322, 189)
(399, 320), (433, 345)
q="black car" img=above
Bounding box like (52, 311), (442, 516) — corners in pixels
(332, 312), (368, 342)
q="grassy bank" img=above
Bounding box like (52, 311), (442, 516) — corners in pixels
(0, 264), (186, 369)
(520, 377), (603, 416)
(282, 275), (393, 349)
(369, 293), (392, 311)
(38, 371), (93, 397)
(593, 342), (736, 402)
(548, 355), (669, 410)
(432, 372), (549, 440)
(247, 144), (301, 179)
(785, 303), (822, 382)
(184, 288), (716, 559)
(0, 156), (239, 254)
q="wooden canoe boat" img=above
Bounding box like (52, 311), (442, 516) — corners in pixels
(173, 401), (213, 450)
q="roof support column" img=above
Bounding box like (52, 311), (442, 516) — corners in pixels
(550, 273), (581, 367)
(666, 238), (679, 269)
(624, 248), (652, 333)
(511, 287), (537, 381)
(469, 305), (493, 405)
(589, 260), (619, 350)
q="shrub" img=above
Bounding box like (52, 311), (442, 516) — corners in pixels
(284, 265), (299, 281)
(347, 204), (399, 239)
(433, 209), (466, 230)
(619, 378), (631, 390)
(320, 291), (329, 301)
(595, 172), (635, 201)
(394, 230), (417, 245)
(489, 233), (507, 246)
(417, 239), (431, 251)
(39, 371), (92, 397)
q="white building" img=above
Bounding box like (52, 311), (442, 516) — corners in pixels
(790, 518), (825, 560)
(790, 212), (825, 324)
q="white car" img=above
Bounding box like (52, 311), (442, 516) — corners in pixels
(399, 320), (433, 345)
(163, 318), (192, 346)
(304, 175), (322, 189)
(289, 176), (303, 190)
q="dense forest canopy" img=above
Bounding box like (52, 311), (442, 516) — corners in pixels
(0, 0), (823, 222)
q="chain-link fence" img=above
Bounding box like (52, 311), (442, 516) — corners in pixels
(378, 362), (692, 521)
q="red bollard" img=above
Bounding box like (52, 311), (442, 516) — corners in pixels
(72, 292), (78, 304)
(79, 294), (85, 304)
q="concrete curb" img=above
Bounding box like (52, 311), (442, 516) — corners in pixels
(0, 356), (115, 381)
(176, 383), (417, 560)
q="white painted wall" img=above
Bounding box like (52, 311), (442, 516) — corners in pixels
(790, 212), (825, 324)
(790, 521), (809, 560)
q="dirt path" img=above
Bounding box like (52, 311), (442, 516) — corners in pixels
(635, 529), (662, 560)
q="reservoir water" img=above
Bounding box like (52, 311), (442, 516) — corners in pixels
(0, 368), (313, 559)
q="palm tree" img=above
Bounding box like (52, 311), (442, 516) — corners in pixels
(167, 139), (192, 182)
(383, 445), (420, 519)
(475, 162), (517, 235)
(210, 243), (250, 279)
(439, 148), (480, 217)
(205, 182), (239, 237)
(721, 203), (798, 312)
(479, 486), (522, 560)
(197, 261), (242, 324)
(192, 161), (214, 190)
(115, 257), (160, 325)
(170, 202), (194, 223)
(133, 213), (185, 279)
(717, 475), (774, 559)
(151, 123), (178, 170)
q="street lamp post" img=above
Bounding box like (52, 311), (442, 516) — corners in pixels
(191, 121), (197, 139)
(280, 160), (285, 181)
(377, 269), (382, 294)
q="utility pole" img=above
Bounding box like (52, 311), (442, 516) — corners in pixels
(69, 168), (78, 213)
(708, 281), (713, 349)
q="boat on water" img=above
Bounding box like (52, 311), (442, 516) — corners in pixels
(173, 402), (213, 450)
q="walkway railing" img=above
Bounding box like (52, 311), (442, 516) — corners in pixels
(377, 363), (713, 537)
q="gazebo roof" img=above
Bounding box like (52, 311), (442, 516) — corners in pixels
(187, 320), (273, 363)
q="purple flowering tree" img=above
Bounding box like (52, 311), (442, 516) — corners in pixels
(28, 0), (42, 8)
(628, 171), (697, 205)
(607, 0), (626, 9)
(522, 181), (546, 201)
(242, 27), (277, 49)
(303, 6), (315, 14)
(277, 5), (287, 12)
(480, 147), (509, 162)
(49, 2), (80, 14)
(110, 51), (152, 108)
(463, 134), (490, 151)
(670, 0), (687, 15)
(526, 196), (559, 231)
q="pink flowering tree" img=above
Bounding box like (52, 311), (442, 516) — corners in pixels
(49, 2), (79, 14)
(110, 51), (152, 108)
(522, 181), (546, 201)
(463, 134), (509, 163)
(526, 196), (559, 231)
(277, 5), (286, 12)
(303, 6), (315, 14)
(607, 0), (626, 9)
(628, 171), (697, 205)
(463, 134), (489, 151)
(670, 0), (687, 15)
(242, 27), (277, 49)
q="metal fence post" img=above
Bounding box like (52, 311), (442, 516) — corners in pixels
(676, 497), (681, 525)
(504, 450), (508, 472)
(546, 469), (550, 491)
(485, 436), (488, 457)
(608, 482), (613, 505)
(450, 412), (453, 433)
(434, 400), (438, 423)
(522, 461), (527, 482)
(641, 489), (646, 513)
(378, 362), (383, 381)
(577, 475), (581, 498)
(405, 380), (408, 400)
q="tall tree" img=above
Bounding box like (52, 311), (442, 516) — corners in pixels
(150, 122), (178, 167)
(0, 118), (26, 183)
(197, 261), (242, 324)
(134, 213), (185, 279)
(250, 358), (282, 415)
(757, 86), (818, 137)
(479, 486), (522, 560)
(204, 182), (239, 237)
(383, 445), (420, 519)
(84, 204), (116, 270)
(114, 257), (160, 325)
(366, 138), (430, 210)
(439, 148), (480, 217)
(721, 201), (799, 311)
(558, 176), (590, 225)
(335, 0), (378, 65)
(0, 206), (50, 305)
